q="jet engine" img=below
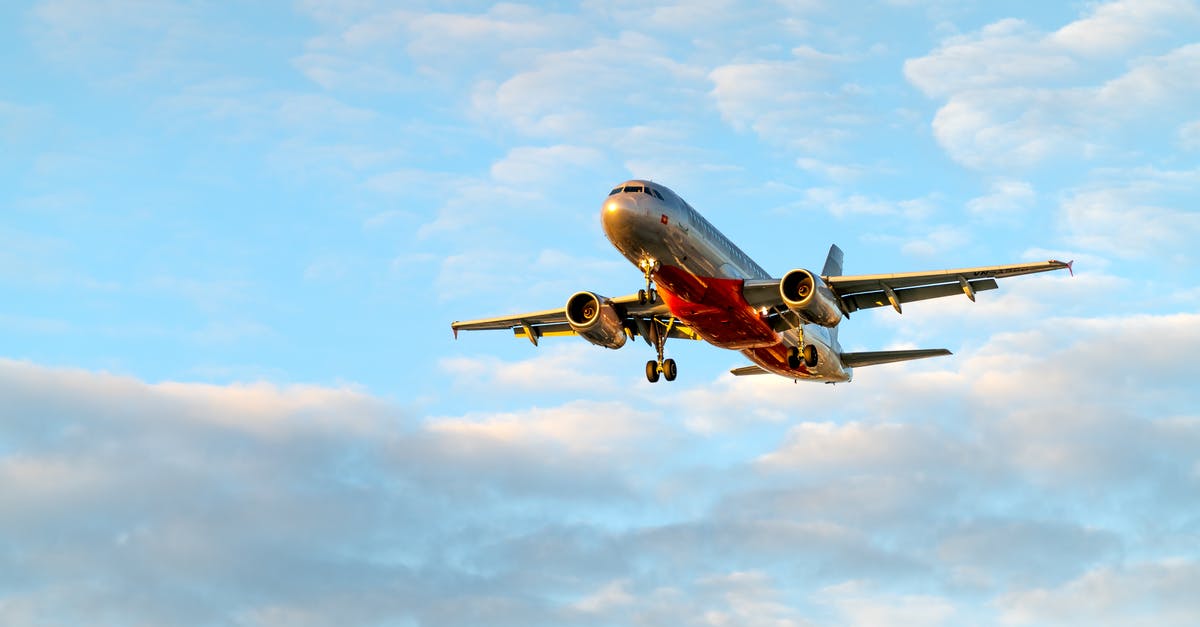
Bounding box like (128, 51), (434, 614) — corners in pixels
(565, 291), (628, 349)
(780, 268), (843, 327)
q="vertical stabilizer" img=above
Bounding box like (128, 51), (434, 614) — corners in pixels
(822, 244), (843, 345)
(822, 244), (844, 278)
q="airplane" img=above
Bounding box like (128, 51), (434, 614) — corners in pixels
(451, 180), (1073, 383)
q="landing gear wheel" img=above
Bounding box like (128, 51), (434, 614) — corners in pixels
(663, 358), (677, 381)
(645, 360), (660, 383)
(803, 344), (819, 368)
(648, 288), (657, 304)
(638, 289), (647, 305)
(787, 350), (801, 370)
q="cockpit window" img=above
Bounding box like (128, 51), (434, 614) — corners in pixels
(613, 184), (662, 198)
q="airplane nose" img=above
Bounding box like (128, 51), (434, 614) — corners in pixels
(601, 194), (640, 240)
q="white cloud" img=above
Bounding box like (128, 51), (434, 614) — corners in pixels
(428, 400), (655, 457)
(4, 304), (1200, 623)
(471, 30), (705, 138)
(966, 178), (1035, 219)
(906, 3), (1200, 170)
(708, 52), (864, 152)
(1178, 118), (1200, 150)
(998, 559), (1200, 626)
(817, 581), (958, 627)
(1050, 0), (1200, 57)
(1059, 167), (1200, 259)
(489, 144), (606, 184)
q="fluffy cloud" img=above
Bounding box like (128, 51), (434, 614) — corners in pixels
(708, 51), (863, 153)
(1058, 166), (1200, 259)
(905, 2), (1200, 170)
(4, 307), (1200, 623)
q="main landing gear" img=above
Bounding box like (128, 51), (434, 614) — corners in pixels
(787, 345), (819, 369)
(644, 317), (677, 383)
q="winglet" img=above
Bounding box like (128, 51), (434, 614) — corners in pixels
(452, 323), (459, 340)
(1050, 259), (1074, 277)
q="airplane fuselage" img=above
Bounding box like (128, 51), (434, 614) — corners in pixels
(600, 180), (850, 382)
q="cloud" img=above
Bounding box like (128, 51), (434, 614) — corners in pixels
(998, 559), (1200, 626)
(708, 53), (864, 152)
(1059, 167), (1200, 259)
(489, 145), (606, 184)
(471, 30), (704, 138)
(905, 2), (1200, 170)
(4, 305), (1200, 623)
(966, 178), (1035, 219)
(816, 581), (958, 627)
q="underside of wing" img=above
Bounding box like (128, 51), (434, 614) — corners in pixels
(840, 348), (951, 368)
(451, 292), (699, 346)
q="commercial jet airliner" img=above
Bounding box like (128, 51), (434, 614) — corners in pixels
(452, 180), (1072, 383)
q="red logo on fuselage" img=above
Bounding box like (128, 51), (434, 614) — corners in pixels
(661, 214), (669, 225)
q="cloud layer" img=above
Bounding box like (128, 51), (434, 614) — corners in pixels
(4, 310), (1199, 624)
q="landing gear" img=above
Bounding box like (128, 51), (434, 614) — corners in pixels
(803, 344), (819, 368)
(643, 317), (678, 383)
(788, 345), (820, 369)
(645, 360), (660, 383)
(637, 259), (659, 305)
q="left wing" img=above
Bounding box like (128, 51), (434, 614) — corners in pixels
(451, 293), (700, 346)
(744, 259), (1072, 315)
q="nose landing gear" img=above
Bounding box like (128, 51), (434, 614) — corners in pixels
(637, 259), (659, 305)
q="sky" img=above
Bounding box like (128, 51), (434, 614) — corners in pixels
(2, 0), (1200, 624)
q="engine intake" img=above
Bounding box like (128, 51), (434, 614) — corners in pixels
(780, 268), (843, 327)
(565, 291), (627, 349)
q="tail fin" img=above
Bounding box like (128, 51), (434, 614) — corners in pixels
(822, 244), (844, 278)
(823, 244), (843, 343)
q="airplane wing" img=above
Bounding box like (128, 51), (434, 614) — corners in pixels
(744, 259), (1072, 315)
(451, 293), (701, 345)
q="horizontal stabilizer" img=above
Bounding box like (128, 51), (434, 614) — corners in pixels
(841, 348), (951, 368)
(730, 365), (770, 376)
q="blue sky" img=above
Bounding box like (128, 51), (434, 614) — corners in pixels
(3, 0), (1200, 624)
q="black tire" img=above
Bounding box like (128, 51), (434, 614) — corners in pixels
(638, 289), (647, 305)
(649, 288), (658, 303)
(645, 360), (660, 383)
(663, 358), (677, 381)
(803, 344), (819, 368)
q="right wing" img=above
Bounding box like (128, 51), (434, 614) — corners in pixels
(451, 293), (700, 346)
(744, 259), (1072, 316)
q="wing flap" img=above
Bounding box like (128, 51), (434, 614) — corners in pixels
(841, 348), (951, 368)
(842, 278), (997, 313)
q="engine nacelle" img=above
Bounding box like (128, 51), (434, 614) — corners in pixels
(780, 268), (843, 327)
(565, 291), (627, 349)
